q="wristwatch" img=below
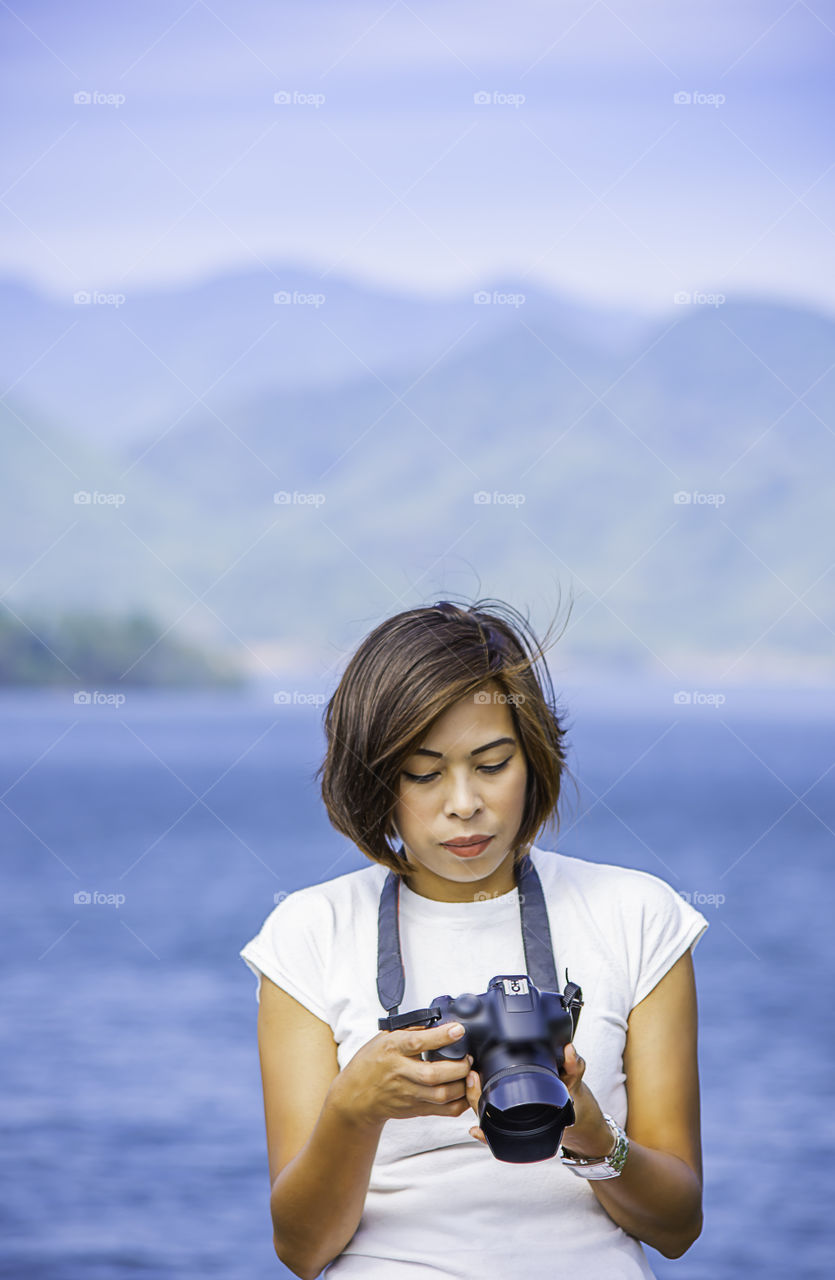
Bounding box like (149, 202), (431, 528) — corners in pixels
(558, 1113), (629, 1179)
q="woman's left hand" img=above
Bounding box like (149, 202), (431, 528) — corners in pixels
(467, 1043), (611, 1156)
(556, 1043), (611, 1155)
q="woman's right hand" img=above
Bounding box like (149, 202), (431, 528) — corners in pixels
(329, 1021), (474, 1128)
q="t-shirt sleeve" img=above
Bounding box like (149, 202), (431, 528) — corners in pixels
(239, 888), (333, 1025)
(623, 870), (710, 1010)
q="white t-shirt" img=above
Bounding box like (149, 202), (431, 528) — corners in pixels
(240, 845), (709, 1279)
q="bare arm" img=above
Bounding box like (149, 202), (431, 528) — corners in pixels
(256, 977), (383, 1279)
(558, 949), (704, 1258)
(255, 975), (474, 1279)
(271, 1088), (386, 1279)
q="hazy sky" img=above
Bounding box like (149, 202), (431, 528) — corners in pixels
(1, 0), (833, 311)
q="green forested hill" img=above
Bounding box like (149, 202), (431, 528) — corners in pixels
(2, 294), (833, 681)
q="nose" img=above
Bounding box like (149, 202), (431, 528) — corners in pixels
(444, 770), (484, 820)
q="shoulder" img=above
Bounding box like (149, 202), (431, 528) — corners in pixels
(240, 860), (389, 1011)
(529, 846), (707, 1006)
(530, 844), (680, 909)
(263, 860), (388, 932)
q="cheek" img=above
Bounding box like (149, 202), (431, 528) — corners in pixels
(395, 786), (430, 825)
(503, 764), (529, 809)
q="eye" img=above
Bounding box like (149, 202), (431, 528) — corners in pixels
(402, 759), (511, 784)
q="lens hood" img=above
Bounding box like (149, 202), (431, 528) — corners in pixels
(479, 1067), (575, 1163)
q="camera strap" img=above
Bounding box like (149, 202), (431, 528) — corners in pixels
(376, 849), (562, 1026)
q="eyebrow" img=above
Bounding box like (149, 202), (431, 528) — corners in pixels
(412, 737), (517, 759)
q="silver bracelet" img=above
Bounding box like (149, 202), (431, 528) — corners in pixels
(558, 1113), (629, 1180)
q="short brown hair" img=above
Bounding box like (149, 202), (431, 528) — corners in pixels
(316, 596), (575, 875)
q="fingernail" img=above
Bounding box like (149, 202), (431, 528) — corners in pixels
(467, 1055), (474, 1066)
(467, 1072), (475, 1087)
(449, 1023), (464, 1037)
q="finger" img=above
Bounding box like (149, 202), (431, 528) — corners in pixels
(465, 1068), (483, 1114)
(464, 1070), (487, 1144)
(559, 1043), (586, 1084)
(465, 1067), (481, 1093)
(399, 1021), (467, 1057)
(414, 1071), (474, 1104)
(416, 1053), (474, 1088)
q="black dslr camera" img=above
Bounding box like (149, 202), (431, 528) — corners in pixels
(395, 973), (583, 1164)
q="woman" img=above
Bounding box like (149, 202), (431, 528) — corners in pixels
(240, 598), (708, 1278)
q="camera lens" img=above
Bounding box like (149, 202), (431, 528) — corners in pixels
(485, 1102), (554, 1132)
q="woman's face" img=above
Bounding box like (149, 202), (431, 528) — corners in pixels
(392, 680), (529, 902)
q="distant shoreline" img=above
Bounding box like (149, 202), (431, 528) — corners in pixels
(1, 674), (832, 723)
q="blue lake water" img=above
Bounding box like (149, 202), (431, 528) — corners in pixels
(1, 684), (833, 1279)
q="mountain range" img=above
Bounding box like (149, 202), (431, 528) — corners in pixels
(2, 266), (833, 683)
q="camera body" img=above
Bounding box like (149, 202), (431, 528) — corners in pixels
(406, 973), (583, 1163)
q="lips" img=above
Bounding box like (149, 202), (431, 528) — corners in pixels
(441, 835), (494, 857)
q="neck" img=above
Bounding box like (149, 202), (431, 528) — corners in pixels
(398, 850), (525, 903)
